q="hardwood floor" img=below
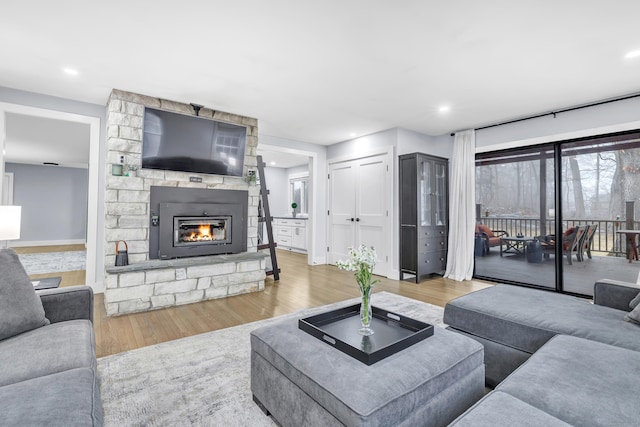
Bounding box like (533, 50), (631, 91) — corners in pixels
(94, 250), (493, 358)
(14, 244), (493, 358)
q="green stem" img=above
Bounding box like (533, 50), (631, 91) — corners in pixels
(361, 287), (371, 326)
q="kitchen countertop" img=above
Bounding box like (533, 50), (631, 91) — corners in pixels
(273, 216), (308, 220)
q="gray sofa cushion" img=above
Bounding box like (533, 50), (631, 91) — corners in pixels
(498, 335), (640, 426)
(251, 319), (484, 426)
(624, 303), (640, 324)
(444, 285), (640, 354)
(0, 249), (49, 341)
(0, 368), (102, 426)
(630, 291), (640, 309)
(450, 391), (571, 427)
(0, 319), (96, 387)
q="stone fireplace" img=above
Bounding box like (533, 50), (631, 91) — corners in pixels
(103, 90), (266, 316)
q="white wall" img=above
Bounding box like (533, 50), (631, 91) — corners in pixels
(263, 167), (289, 216)
(327, 128), (398, 160)
(474, 96), (640, 151)
(5, 163), (88, 244)
(287, 164), (309, 176)
(397, 128), (451, 158)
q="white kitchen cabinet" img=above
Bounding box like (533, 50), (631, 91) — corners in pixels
(273, 218), (307, 252)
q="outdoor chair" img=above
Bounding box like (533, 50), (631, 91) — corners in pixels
(579, 224), (597, 261)
(475, 224), (508, 254)
(539, 226), (584, 265)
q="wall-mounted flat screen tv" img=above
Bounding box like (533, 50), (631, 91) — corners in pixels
(142, 107), (247, 177)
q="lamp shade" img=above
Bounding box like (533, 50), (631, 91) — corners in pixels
(0, 206), (21, 241)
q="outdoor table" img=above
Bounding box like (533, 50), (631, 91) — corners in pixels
(500, 236), (535, 257)
(616, 229), (640, 263)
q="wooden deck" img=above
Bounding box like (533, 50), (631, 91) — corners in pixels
(475, 250), (639, 295)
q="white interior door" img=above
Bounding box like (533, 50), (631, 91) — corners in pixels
(329, 153), (389, 276)
(355, 157), (388, 275)
(329, 161), (356, 264)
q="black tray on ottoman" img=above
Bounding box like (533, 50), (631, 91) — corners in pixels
(299, 303), (434, 365)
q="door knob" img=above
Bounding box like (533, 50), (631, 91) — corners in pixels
(356, 218), (360, 222)
(346, 218), (354, 222)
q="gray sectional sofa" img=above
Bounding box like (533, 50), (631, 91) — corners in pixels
(444, 280), (640, 426)
(0, 249), (102, 426)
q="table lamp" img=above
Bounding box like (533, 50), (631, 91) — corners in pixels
(0, 206), (21, 248)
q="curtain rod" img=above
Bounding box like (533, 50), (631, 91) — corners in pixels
(449, 92), (640, 137)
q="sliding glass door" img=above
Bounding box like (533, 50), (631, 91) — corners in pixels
(475, 130), (640, 297)
(560, 134), (640, 295)
(475, 146), (556, 290)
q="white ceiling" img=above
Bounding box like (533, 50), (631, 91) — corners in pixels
(4, 113), (90, 168)
(1, 1), (640, 149)
(256, 149), (309, 169)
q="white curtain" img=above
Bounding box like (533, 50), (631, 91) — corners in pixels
(444, 129), (476, 281)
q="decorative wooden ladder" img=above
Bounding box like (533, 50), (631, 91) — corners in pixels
(256, 155), (280, 280)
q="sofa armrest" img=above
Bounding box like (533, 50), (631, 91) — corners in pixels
(593, 279), (640, 312)
(36, 286), (94, 324)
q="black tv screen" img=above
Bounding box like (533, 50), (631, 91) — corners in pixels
(142, 107), (247, 177)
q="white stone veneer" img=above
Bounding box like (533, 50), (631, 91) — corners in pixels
(103, 89), (264, 316)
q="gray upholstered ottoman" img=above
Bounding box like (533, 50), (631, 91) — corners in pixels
(250, 316), (485, 427)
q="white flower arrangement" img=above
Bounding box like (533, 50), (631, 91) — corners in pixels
(336, 244), (379, 293)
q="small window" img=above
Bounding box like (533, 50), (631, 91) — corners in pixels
(290, 176), (309, 215)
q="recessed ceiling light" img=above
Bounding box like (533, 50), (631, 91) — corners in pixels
(349, 132), (357, 138)
(625, 50), (640, 59)
(63, 68), (78, 76)
(270, 161), (276, 166)
(439, 105), (450, 113)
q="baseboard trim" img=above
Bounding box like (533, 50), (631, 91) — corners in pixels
(9, 239), (86, 248)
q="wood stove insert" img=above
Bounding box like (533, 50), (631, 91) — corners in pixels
(150, 186), (248, 259)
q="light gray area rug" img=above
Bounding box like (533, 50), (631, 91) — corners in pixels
(18, 250), (86, 274)
(98, 291), (446, 427)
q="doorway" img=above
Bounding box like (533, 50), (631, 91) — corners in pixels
(0, 102), (100, 290)
(257, 144), (318, 265)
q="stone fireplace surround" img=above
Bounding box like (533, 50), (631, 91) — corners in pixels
(104, 89), (266, 316)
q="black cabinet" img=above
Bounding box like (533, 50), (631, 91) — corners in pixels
(399, 153), (449, 282)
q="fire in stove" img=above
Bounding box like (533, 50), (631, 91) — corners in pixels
(184, 223), (224, 242)
(175, 217), (231, 246)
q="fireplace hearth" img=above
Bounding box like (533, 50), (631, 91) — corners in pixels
(150, 186), (248, 259)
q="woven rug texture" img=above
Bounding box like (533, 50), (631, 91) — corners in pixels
(18, 251), (86, 274)
(98, 291), (446, 426)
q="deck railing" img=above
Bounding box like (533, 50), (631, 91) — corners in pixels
(479, 217), (640, 258)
